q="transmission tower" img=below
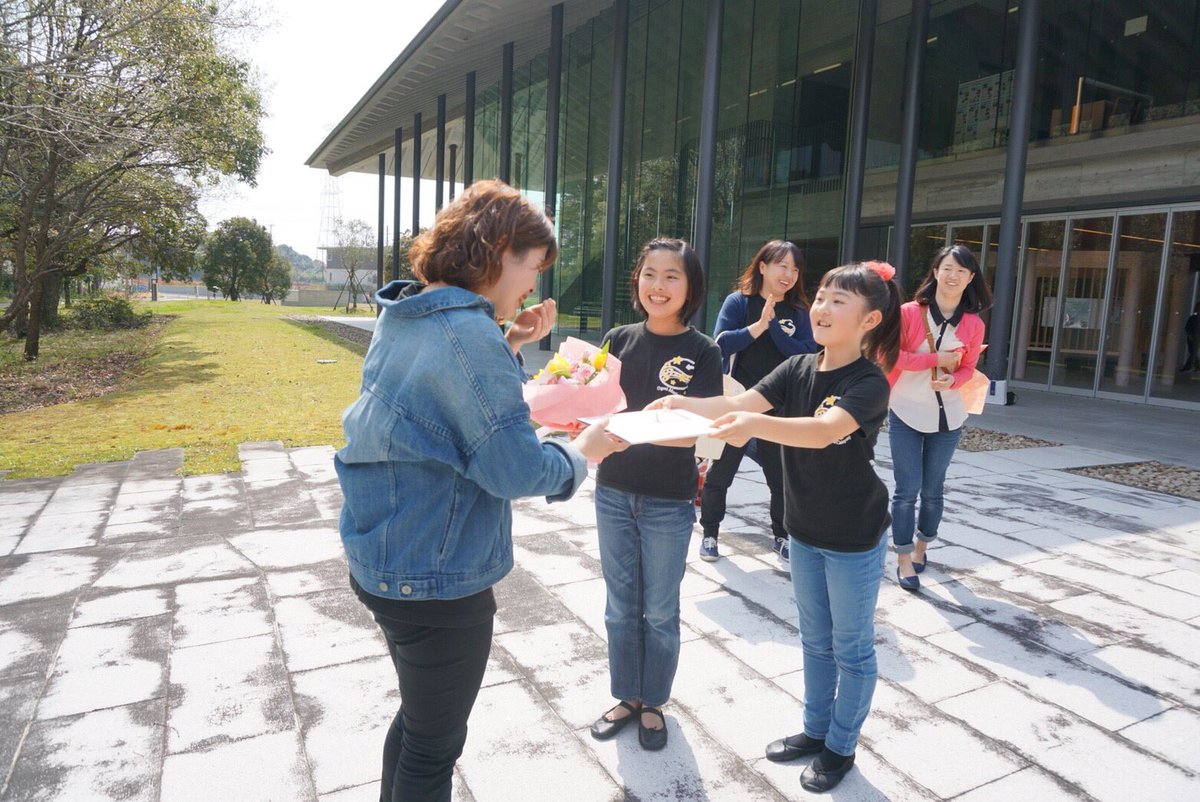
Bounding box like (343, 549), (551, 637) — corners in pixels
(317, 175), (343, 258)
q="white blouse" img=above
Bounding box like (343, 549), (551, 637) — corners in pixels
(890, 307), (968, 433)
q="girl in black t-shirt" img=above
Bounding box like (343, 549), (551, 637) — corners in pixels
(588, 238), (723, 753)
(650, 261), (901, 793)
(700, 240), (818, 563)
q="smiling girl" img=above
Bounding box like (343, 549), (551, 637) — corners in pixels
(649, 261), (901, 793)
(700, 240), (818, 562)
(588, 238), (722, 752)
(888, 244), (992, 590)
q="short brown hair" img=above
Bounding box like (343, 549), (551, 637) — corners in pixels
(409, 179), (557, 291)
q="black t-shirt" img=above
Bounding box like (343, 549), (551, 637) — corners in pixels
(754, 354), (891, 552)
(734, 295), (797, 387)
(596, 323), (723, 500)
(350, 574), (496, 628)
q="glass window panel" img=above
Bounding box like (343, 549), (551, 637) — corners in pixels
(1051, 217), (1113, 391)
(1096, 214), (1164, 396)
(1012, 219), (1066, 385)
(907, 224), (948, 297)
(1149, 210), (1200, 403)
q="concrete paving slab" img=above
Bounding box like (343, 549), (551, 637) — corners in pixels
(1, 434), (1198, 801)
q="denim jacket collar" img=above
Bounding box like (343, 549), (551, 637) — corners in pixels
(377, 279), (496, 321)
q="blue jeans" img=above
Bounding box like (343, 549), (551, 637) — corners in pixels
(594, 484), (695, 708)
(887, 410), (963, 553)
(790, 536), (887, 756)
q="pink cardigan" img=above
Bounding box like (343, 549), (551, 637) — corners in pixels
(886, 301), (985, 389)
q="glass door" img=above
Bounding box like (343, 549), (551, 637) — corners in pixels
(1149, 209), (1200, 404)
(1050, 217), (1113, 392)
(1097, 213), (1167, 397)
(1012, 219), (1066, 385)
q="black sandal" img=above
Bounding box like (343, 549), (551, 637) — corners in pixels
(589, 700), (640, 741)
(638, 706), (668, 751)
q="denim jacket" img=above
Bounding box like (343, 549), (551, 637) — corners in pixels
(335, 280), (587, 601)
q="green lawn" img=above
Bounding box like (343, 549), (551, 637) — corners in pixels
(0, 301), (369, 477)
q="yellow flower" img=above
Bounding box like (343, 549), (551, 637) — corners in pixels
(592, 340), (610, 371)
(547, 354), (573, 379)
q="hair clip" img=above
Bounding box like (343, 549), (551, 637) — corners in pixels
(865, 261), (896, 282)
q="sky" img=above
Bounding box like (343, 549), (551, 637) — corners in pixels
(198, 0), (446, 262)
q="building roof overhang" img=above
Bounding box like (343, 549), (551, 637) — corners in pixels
(306, 0), (606, 181)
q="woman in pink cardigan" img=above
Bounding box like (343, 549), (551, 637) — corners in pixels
(886, 245), (992, 590)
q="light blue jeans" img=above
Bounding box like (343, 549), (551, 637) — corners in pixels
(594, 484), (695, 708)
(790, 535), (887, 756)
(887, 410), (963, 553)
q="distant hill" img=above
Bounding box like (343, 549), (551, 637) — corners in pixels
(276, 244), (325, 283)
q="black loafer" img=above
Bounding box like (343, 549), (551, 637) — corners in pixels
(638, 706), (668, 751)
(800, 749), (855, 793)
(590, 700), (639, 741)
(765, 732), (825, 762)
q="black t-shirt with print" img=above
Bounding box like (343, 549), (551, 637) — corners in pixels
(734, 295), (802, 387)
(596, 323), (723, 501)
(754, 353), (891, 552)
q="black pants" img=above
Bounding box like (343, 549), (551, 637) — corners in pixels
(372, 613), (494, 802)
(699, 437), (787, 541)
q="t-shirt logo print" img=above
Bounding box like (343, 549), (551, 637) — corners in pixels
(778, 318), (796, 337)
(814, 394), (851, 445)
(658, 355), (696, 394)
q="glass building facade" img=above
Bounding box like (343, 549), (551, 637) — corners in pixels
(313, 0), (1200, 408)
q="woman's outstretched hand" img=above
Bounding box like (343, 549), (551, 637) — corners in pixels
(572, 416), (629, 462)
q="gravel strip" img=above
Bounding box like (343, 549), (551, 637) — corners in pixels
(293, 316), (374, 349)
(1067, 461), (1200, 502)
(957, 425), (1059, 452)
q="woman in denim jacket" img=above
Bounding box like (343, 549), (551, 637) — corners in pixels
(336, 180), (624, 802)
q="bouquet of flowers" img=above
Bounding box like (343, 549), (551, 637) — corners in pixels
(523, 337), (627, 430)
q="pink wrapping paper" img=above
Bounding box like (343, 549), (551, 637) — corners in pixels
(522, 337), (628, 430)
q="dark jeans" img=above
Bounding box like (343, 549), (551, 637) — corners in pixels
(699, 437), (786, 541)
(371, 612), (494, 802)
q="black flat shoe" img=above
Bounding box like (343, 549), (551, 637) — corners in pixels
(912, 557), (927, 574)
(590, 700), (639, 741)
(800, 748), (855, 793)
(896, 566), (920, 591)
(638, 706), (667, 751)
(765, 732), (825, 762)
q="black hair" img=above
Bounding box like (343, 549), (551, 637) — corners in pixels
(913, 244), (993, 314)
(818, 262), (902, 372)
(629, 238), (706, 324)
(736, 240), (809, 308)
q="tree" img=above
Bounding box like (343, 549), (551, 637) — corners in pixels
(256, 254), (293, 304)
(329, 218), (375, 312)
(0, 0), (266, 359)
(202, 217), (273, 302)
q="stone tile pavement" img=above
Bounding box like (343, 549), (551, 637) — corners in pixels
(1, 437), (1198, 801)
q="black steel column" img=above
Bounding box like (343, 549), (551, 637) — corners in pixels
(601, 0), (629, 334)
(377, 153), (386, 295)
(448, 144), (458, 201)
(889, 0), (930, 289)
(412, 112), (422, 237)
(540, 3), (564, 350)
(840, 0), (878, 264)
(985, 0), (1040, 386)
(464, 72), (475, 186)
(500, 42), (514, 184)
(436, 95), (446, 211)
(692, 0), (724, 328)
(392, 127), (402, 281)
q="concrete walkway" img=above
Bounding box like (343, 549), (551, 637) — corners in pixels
(1, 435), (1199, 801)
